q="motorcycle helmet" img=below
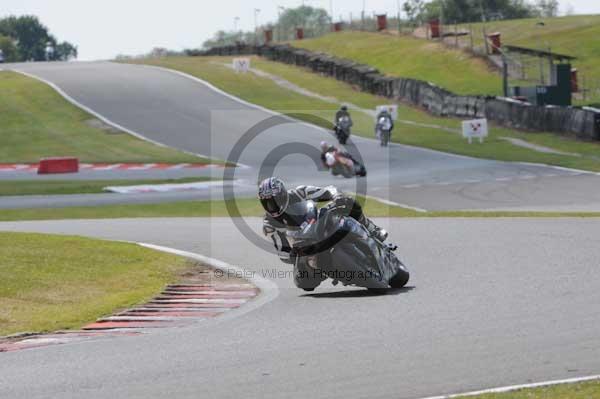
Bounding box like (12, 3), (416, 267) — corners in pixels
(320, 141), (330, 153)
(258, 177), (289, 217)
(340, 105), (348, 111)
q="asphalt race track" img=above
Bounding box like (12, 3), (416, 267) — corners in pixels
(1, 217), (599, 399)
(1, 62), (600, 398)
(4, 61), (600, 211)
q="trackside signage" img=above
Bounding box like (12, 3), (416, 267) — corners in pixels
(462, 118), (488, 143)
(233, 58), (250, 73)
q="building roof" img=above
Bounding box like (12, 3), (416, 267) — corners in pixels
(504, 45), (576, 61)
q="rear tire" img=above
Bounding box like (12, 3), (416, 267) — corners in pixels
(381, 131), (389, 147)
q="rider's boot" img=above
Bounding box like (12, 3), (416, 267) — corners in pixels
(359, 215), (388, 242)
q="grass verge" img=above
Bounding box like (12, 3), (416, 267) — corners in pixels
(0, 177), (214, 196)
(0, 197), (599, 222)
(453, 379), (600, 398)
(0, 232), (190, 336)
(125, 56), (600, 172)
(0, 70), (214, 164)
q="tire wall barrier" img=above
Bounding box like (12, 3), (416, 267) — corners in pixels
(196, 44), (600, 140)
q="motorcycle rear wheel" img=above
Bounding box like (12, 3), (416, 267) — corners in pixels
(341, 167), (354, 178)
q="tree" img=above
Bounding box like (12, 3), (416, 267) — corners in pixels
(403, 0), (425, 23)
(415, 0), (534, 23)
(0, 15), (49, 61)
(421, 0), (442, 21)
(54, 41), (78, 61)
(277, 6), (330, 39)
(201, 30), (243, 49)
(0, 35), (18, 62)
(0, 15), (77, 61)
(536, 0), (560, 17)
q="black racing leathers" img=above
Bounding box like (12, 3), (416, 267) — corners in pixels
(262, 185), (376, 263)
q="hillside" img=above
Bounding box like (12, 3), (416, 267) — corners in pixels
(293, 31), (502, 96)
(292, 15), (600, 104)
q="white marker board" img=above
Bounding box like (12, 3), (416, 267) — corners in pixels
(232, 58), (251, 73)
(462, 118), (488, 143)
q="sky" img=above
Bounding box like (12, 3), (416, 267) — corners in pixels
(2, 0), (599, 60)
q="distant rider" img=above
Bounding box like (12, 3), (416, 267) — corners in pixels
(258, 177), (388, 264)
(319, 141), (357, 169)
(334, 105), (353, 132)
(375, 109), (394, 137)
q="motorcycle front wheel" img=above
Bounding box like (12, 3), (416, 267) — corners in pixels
(389, 262), (410, 288)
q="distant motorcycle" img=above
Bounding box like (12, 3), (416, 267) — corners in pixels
(286, 200), (410, 292)
(334, 115), (352, 145)
(375, 114), (393, 147)
(324, 150), (366, 178)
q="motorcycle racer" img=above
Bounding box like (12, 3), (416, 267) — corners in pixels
(258, 177), (388, 264)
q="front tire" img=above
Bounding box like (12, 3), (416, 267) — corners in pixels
(389, 264), (410, 288)
(294, 260), (325, 291)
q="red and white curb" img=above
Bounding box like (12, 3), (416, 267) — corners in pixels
(0, 163), (223, 173)
(0, 283), (257, 352)
(0, 243), (279, 353)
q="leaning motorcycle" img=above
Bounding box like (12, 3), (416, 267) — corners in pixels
(375, 115), (393, 147)
(325, 151), (367, 178)
(284, 201), (410, 292)
(334, 115), (352, 145)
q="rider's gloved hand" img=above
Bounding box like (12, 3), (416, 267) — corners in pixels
(332, 196), (354, 211)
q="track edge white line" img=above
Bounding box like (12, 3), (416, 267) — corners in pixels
(361, 194), (428, 213)
(418, 374), (600, 399)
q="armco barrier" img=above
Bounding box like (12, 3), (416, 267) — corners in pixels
(37, 157), (79, 174)
(196, 44), (600, 140)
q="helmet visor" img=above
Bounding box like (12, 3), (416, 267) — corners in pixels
(259, 190), (288, 216)
(260, 197), (280, 215)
